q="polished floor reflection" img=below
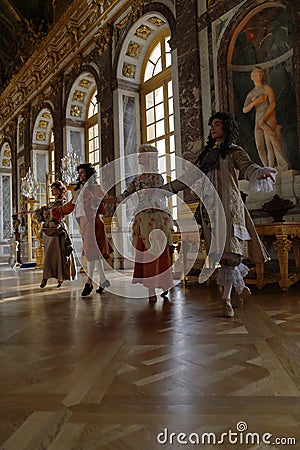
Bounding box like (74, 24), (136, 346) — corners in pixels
(0, 265), (300, 449)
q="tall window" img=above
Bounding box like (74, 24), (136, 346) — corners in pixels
(36, 131), (55, 205)
(36, 152), (48, 207)
(86, 89), (100, 178)
(47, 130), (55, 201)
(49, 130), (55, 178)
(141, 32), (177, 217)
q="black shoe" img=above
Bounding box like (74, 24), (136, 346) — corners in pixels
(96, 279), (110, 294)
(81, 283), (93, 296)
(161, 290), (169, 298)
(40, 279), (47, 288)
(57, 280), (62, 288)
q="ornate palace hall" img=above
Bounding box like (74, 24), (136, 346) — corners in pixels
(0, 266), (299, 449)
(1, 0), (300, 448)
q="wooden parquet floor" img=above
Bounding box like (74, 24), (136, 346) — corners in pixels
(0, 266), (300, 449)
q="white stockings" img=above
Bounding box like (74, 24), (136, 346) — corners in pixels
(86, 257), (106, 285)
(222, 281), (233, 301)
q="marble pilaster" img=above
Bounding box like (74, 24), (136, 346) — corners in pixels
(97, 49), (114, 167)
(175, 0), (203, 163)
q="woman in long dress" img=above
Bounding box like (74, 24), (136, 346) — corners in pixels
(37, 180), (76, 288)
(121, 144), (174, 303)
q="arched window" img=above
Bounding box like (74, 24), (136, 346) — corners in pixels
(141, 31), (177, 217)
(32, 108), (53, 206)
(86, 89), (100, 178)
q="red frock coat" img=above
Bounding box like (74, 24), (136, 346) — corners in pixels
(53, 185), (112, 262)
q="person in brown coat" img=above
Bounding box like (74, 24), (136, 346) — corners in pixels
(160, 112), (277, 317)
(37, 180), (76, 288)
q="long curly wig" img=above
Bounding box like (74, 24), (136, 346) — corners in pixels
(75, 163), (97, 191)
(51, 180), (68, 200)
(207, 112), (238, 149)
(196, 111), (239, 165)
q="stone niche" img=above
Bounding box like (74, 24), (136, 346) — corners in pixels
(231, 6), (300, 173)
(228, 5), (300, 225)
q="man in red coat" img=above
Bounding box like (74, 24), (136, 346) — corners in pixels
(53, 163), (112, 296)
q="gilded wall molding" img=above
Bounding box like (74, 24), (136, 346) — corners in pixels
(0, 0), (133, 131)
(131, 0), (145, 22)
(20, 107), (31, 121)
(114, 0), (145, 42)
(5, 122), (17, 138)
(72, 55), (85, 77)
(49, 75), (64, 98)
(32, 95), (47, 115)
(89, 0), (113, 17)
(94, 23), (112, 55)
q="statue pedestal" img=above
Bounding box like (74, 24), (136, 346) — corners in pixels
(239, 169), (300, 220)
(275, 169), (300, 203)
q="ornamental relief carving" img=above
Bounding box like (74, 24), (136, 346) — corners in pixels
(135, 24), (151, 40)
(2, 105), (10, 122)
(14, 96), (22, 109)
(126, 41), (141, 58)
(38, 120), (48, 129)
(20, 108), (30, 122)
(89, 0), (113, 17)
(36, 131), (46, 141)
(2, 159), (11, 167)
(148, 17), (165, 27)
(48, 50), (58, 67)
(73, 90), (85, 102)
(3, 101), (12, 120)
(122, 63), (136, 78)
(5, 122), (17, 137)
(80, 79), (92, 89)
(131, 0), (144, 22)
(50, 75), (63, 98)
(114, 0), (145, 43)
(85, 48), (99, 64)
(67, 24), (80, 45)
(70, 105), (82, 117)
(94, 23), (111, 55)
(273, 238), (292, 252)
(73, 55), (84, 76)
(32, 95), (47, 115)
(18, 87), (27, 102)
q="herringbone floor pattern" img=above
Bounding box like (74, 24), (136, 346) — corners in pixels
(0, 266), (300, 449)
